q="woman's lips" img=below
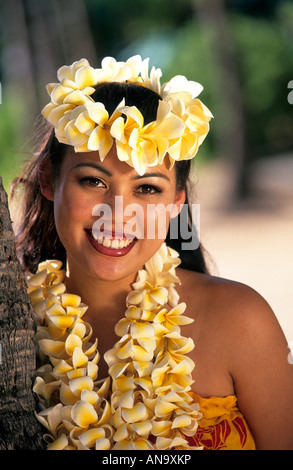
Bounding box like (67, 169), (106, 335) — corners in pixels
(85, 229), (137, 257)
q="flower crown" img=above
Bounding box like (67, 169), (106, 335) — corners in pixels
(42, 56), (213, 175)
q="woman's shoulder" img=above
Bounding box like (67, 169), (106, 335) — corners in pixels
(177, 267), (279, 336)
(177, 268), (290, 401)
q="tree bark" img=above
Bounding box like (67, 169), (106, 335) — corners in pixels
(193, 0), (250, 200)
(0, 176), (45, 450)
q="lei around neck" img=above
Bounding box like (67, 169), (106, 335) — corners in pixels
(42, 55), (213, 176)
(29, 243), (202, 450)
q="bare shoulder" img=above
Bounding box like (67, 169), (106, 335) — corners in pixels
(178, 269), (293, 449)
(177, 267), (281, 336)
(177, 267), (289, 380)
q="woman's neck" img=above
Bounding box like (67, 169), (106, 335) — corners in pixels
(64, 260), (136, 325)
(62, 260), (137, 379)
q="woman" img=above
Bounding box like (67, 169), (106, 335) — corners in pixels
(12, 56), (293, 450)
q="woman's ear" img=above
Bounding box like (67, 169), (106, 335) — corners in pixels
(38, 154), (54, 201)
(171, 189), (186, 219)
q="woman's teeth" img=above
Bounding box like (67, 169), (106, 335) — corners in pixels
(93, 234), (134, 249)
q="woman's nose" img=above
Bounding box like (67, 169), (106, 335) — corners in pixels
(101, 189), (128, 216)
(92, 190), (144, 239)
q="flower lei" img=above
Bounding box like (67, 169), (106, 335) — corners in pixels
(42, 55), (213, 176)
(28, 243), (202, 450)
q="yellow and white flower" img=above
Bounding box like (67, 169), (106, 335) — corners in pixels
(30, 243), (202, 450)
(41, 55), (212, 175)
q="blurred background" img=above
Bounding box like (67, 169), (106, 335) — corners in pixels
(0, 0), (292, 341)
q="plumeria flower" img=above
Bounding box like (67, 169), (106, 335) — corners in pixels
(153, 302), (194, 332)
(27, 262), (66, 318)
(133, 248), (181, 291)
(32, 244), (201, 450)
(168, 98), (213, 162)
(42, 59), (97, 131)
(151, 354), (194, 392)
(95, 55), (143, 84)
(46, 433), (71, 450)
(41, 55), (212, 175)
(77, 426), (113, 450)
(33, 376), (61, 408)
(60, 99), (125, 155)
(114, 437), (154, 450)
(126, 286), (169, 311)
(47, 59), (97, 106)
(110, 100), (182, 175)
(36, 403), (64, 439)
(141, 57), (163, 95)
(124, 305), (156, 322)
(111, 100), (185, 176)
(114, 332), (156, 363)
(162, 75), (204, 101)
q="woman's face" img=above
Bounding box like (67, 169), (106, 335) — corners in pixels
(43, 146), (185, 283)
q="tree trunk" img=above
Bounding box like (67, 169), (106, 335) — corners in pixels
(0, 176), (45, 450)
(193, 0), (250, 200)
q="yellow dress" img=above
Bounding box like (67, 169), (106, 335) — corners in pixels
(186, 392), (256, 450)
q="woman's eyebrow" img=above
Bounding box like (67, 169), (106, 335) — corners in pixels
(72, 162), (112, 176)
(131, 172), (170, 182)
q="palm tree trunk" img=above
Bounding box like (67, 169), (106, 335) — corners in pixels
(193, 0), (250, 200)
(0, 176), (44, 450)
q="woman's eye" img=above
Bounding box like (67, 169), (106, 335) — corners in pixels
(136, 184), (162, 195)
(79, 177), (106, 188)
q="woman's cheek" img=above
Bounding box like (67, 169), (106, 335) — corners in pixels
(53, 189), (86, 243)
(122, 204), (168, 241)
(143, 205), (172, 241)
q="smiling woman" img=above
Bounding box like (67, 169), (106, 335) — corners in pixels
(10, 56), (293, 450)
(12, 65), (208, 275)
(71, 160), (178, 250)
(40, 143), (187, 285)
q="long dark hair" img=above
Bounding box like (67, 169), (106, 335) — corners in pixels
(11, 82), (209, 274)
